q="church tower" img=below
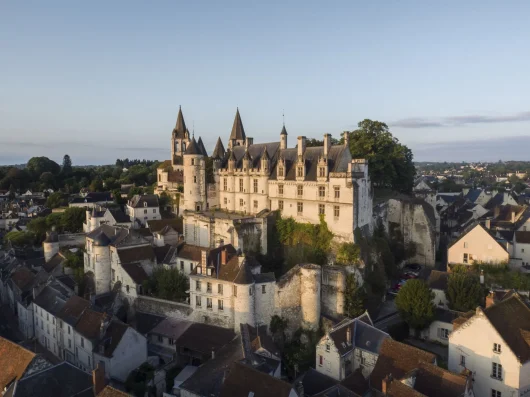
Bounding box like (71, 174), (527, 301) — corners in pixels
(171, 106), (191, 166)
(227, 108), (246, 149)
(183, 137), (207, 212)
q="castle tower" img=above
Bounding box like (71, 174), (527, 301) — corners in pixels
(43, 230), (59, 262)
(233, 258), (256, 331)
(227, 108), (246, 149)
(300, 264), (321, 331)
(212, 137), (226, 160)
(183, 137), (206, 212)
(92, 231), (111, 295)
(171, 106), (190, 166)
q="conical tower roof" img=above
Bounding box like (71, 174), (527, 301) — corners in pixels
(280, 124), (288, 135)
(212, 137), (226, 159)
(173, 106), (187, 138)
(197, 137), (208, 156)
(229, 108), (246, 141)
(185, 137), (202, 155)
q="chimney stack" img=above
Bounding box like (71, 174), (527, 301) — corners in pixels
(297, 136), (306, 157)
(512, 211), (516, 223)
(221, 249), (227, 265)
(323, 134), (331, 157)
(246, 137), (253, 148)
(201, 250), (207, 266)
(346, 326), (351, 344)
(485, 219), (491, 229)
(486, 291), (496, 308)
(494, 206), (500, 219)
(92, 362), (106, 396)
(382, 374), (393, 395)
(343, 131), (350, 148)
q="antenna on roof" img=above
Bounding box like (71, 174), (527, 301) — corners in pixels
(192, 121), (195, 138)
(282, 109), (285, 126)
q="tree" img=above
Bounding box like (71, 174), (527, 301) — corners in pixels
(60, 207), (86, 233)
(395, 279), (435, 329)
(144, 267), (189, 302)
(336, 242), (360, 265)
(344, 273), (365, 318)
(46, 192), (68, 209)
(347, 120), (416, 193)
(27, 156), (60, 176)
(89, 176), (104, 192)
(4, 231), (35, 247)
(158, 192), (174, 210)
(446, 273), (484, 312)
(8, 184), (15, 200)
(62, 154), (72, 175)
(39, 172), (56, 189)
(113, 189), (126, 206)
(270, 315), (288, 347)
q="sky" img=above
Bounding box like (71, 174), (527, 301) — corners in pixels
(1, 0), (530, 165)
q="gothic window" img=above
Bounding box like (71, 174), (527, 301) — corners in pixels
(223, 178), (227, 191)
(278, 200), (284, 211)
(278, 166), (284, 177)
(319, 167), (325, 177)
(334, 206), (340, 217)
(240, 199), (244, 207)
(334, 186), (340, 199)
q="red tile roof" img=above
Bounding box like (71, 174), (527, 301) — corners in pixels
(0, 336), (36, 390)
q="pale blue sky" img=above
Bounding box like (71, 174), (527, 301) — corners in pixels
(1, 0), (529, 164)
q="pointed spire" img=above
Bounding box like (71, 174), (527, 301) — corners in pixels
(230, 108), (246, 141)
(197, 137), (208, 156)
(173, 106), (187, 138)
(280, 125), (288, 135)
(212, 137), (226, 159)
(184, 137), (202, 155)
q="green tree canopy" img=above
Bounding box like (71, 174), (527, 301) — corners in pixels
(27, 156), (60, 176)
(39, 172), (56, 189)
(446, 273), (484, 312)
(395, 279), (435, 329)
(347, 119), (416, 193)
(143, 267), (189, 302)
(336, 242), (361, 265)
(62, 154), (72, 174)
(46, 192), (68, 209)
(344, 273), (366, 318)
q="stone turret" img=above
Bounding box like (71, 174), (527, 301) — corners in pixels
(43, 230), (59, 262)
(183, 137), (206, 212)
(300, 264), (321, 331)
(228, 108), (246, 149)
(280, 124), (288, 150)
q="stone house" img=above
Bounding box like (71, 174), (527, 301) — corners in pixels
(83, 207), (132, 233)
(126, 194), (161, 228)
(315, 313), (388, 381)
(512, 231), (530, 270)
(69, 192), (113, 209)
(447, 223), (510, 266)
(427, 270), (449, 309)
(56, 295), (91, 364)
(448, 294), (530, 397)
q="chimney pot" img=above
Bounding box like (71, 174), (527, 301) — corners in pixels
(323, 134), (331, 157)
(297, 136), (306, 157)
(343, 131), (350, 148)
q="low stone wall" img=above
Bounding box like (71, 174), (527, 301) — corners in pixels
(134, 295), (192, 319)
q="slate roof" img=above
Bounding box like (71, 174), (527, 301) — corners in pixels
(147, 218), (182, 234)
(95, 319), (129, 358)
(10, 267), (35, 292)
(212, 137), (226, 159)
(0, 337), (36, 391)
(246, 324), (280, 358)
(151, 318), (236, 355)
(219, 362), (292, 397)
(427, 270), (449, 290)
(294, 368), (337, 396)
(107, 208), (130, 223)
(482, 295), (530, 363)
(70, 192), (112, 204)
(75, 309), (106, 340)
(184, 137), (202, 155)
(43, 253), (65, 273)
(128, 194), (159, 208)
(134, 311), (165, 335)
(329, 315), (388, 356)
(117, 245), (155, 264)
(34, 285), (67, 316)
(221, 142), (281, 171)
(57, 296), (91, 326)
(56, 275), (77, 291)
(340, 369), (369, 396)
(11, 362), (93, 397)
(197, 137), (208, 156)
(179, 336), (244, 396)
(229, 108), (246, 141)
(465, 188), (482, 203)
(253, 273), (276, 283)
(369, 339), (436, 393)
(121, 263), (149, 284)
(172, 106), (187, 139)
(313, 384), (360, 397)
(153, 245), (173, 264)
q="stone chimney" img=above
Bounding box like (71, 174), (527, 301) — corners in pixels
(512, 211), (516, 223)
(99, 313), (110, 339)
(92, 362), (106, 396)
(494, 206), (500, 219)
(297, 136), (306, 157)
(485, 219), (491, 229)
(211, 350), (215, 359)
(346, 326), (351, 345)
(486, 291), (496, 308)
(245, 137), (253, 148)
(221, 249), (227, 265)
(323, 134), (331, 157)
(382, 374), (392, 395)
(201, 250), (207, 267)
(343, 131), (350, 147)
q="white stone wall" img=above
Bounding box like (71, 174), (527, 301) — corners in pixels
(449, 312), (520, 397)
(18, 301), (34, 339)
(93, 245), (112, 295)
(34, 304), (59, 357)
(183, 154), (207, 212)
(354, 349), (378, 379)
(189, 276), (234, 328)
(127, 205), (161, 227)
(74, 330), (94, 372)
(254, 281), (276, 329)
(316, 335), (342, 380)
(420, 320), (452, 345)
(58, 319), (76, 363)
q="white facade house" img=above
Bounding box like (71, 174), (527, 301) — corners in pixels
(173, 108), (372, 243)
(83, 207), (132, 233)
(315, 313), (388, 381)
(126, 194), (161, 228)
(512, 231), (530, 270)
(449, 294), (530, 397)
(448, 223), (510, 266)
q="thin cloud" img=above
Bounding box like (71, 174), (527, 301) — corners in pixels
(392, 110), (530, 128)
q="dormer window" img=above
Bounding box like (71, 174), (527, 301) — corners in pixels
(191, 159), (195, 165)
(278, 167), (284, 177)
(297, 167), (303, 177)
(319, 167), (326, 177)
(143, 202), (147, 207)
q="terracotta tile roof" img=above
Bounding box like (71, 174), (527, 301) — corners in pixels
(413, 361), (469, 397)
(219, 362), (292, 397)
(386, 378), (426, 397)
(369, 339), (436, 393)
(97, 386), (132, 397)
(121, 263), (149, 284)
(482, 295), (530, 362)
(427, 270), (449, 290)
(95, 320), (129, 358)
(57, 295), (90, 326)
(117, 245), (155, 264)
(75, 309), (106, 340)
(0, 336), (36, 390)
